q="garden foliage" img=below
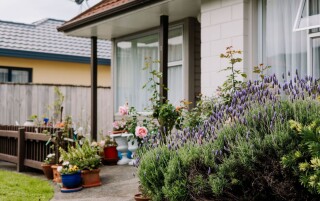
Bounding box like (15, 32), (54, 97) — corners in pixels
(137, 47), (320, 200)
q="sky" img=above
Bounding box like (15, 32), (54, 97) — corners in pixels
(0, 0), (101, 24)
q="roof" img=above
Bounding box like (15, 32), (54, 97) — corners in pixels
(0, 18), (111, 62)
(58, 0), (162, 33)
(68, 0), (133, 23)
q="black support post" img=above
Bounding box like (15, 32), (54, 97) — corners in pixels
(160, 15), (169, 102)
(91, 36), (98, 142)
(17, 128), (25, 172)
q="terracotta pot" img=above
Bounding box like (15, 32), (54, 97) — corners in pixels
(51, 164), (62, 183)
(81, 169), (101, 188)
(112, 130), (127, 134)
(41, 163), (53, 180)
(134, 193), (151, 201)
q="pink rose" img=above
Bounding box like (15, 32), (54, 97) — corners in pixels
(135, 126), (148, 139)
(119, 105), (128, 116)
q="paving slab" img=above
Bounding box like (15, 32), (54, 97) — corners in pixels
(0, 161), (139, 201)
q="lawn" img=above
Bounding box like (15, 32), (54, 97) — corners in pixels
(0, 169), (54, 201)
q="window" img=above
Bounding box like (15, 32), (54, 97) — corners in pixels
(115, 26), (184, 111)
(259, 0), (320, 79)
(294, 0), (320, 31)
(0, 67), (32, 83)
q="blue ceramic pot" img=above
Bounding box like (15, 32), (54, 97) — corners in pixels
(118, 151), (132, 159)
(61, 171), (82, 188)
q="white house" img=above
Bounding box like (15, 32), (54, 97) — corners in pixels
(58, 0), (320, 137)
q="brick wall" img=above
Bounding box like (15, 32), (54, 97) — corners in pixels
(200, 0), (250, 96)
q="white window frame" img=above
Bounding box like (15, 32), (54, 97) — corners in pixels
(294, 0), (320, 32)
(307, 32), (320, 76)
(112, 22), (188, 115)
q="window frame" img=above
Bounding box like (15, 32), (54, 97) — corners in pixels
(0, 66), (32, 83)
(112, 19), (195, 114)
(307, 32), (320, 76)
(258, 0), (320, 78)
(293, 0), (320, 32)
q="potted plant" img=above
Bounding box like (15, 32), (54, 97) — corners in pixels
(41, 153), (55, 180)
(59, 140), (102, 188)
(58, 161), (82, 189)
(45, 116), (75, 183)
(134, 185), (151, 201)
(112, 120), (127, 134)
(100, 135), (118, 165)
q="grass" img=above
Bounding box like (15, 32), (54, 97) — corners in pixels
(0, 169), (54, 201)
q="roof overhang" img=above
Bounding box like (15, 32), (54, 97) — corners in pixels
(58, 0), (201, 39)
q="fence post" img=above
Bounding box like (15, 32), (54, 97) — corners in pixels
(17, 128), (25, 172)
(54, 131), (63, 164)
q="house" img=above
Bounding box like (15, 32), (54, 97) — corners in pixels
(57, 0), (320, 137)
(0, 18), (111, 86)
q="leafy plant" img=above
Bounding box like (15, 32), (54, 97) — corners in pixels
(219, 46), (246, 104)
(253, 63), (271, 80)
(59, 162), (80, 175)
(43, 153), (55, 165)
(142, 57), (184, 144)
(281, 119), (320, 194)
(59, 140), (101, 170)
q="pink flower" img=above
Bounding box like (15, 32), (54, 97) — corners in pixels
(135, 126), (148, 139)
(119, 105), (129, 116)
(112, 121), (120, 129)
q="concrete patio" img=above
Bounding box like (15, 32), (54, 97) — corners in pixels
(0, 161), (139, 201)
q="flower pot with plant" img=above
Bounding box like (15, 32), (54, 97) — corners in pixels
(59, 161), (82, 189)
(41, 153), (55, 180)
(134, 185), (151, 201)
(59, 140), (102, 188)
(99, 135), (118, 165)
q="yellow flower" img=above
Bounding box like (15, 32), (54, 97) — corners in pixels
(288, 120), (302, 133)
(310, 157), (320, 169)
(294, 151), (302, 158)
(299, 162), (309, 172)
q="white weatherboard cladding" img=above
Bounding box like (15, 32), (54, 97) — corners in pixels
(200, 0), (250, 96)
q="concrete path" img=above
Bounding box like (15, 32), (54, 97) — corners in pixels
(0, 161), (139, 201)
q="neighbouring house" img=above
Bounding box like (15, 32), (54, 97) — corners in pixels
(0, 18), (111, 86)
(58, 0), (320, 136)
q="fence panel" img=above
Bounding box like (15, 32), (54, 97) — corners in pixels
(0, 83), (113, 135)
(0, 126), (75, 171)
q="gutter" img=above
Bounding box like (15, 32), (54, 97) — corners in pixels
(58, 0), (165, 33)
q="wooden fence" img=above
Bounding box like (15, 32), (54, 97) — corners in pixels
(0, 125), (73, 171)
(0, 83), (113, 135)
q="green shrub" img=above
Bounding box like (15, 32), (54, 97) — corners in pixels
(281, 119), (320, 194)
(138, 99), (320, 200)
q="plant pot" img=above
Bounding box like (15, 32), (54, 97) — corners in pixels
(104, 146), (119, 165)
(61, 171), (82, 189)
(110, 133), (132, 165)
(112, 130), (127, 134)
(134, 193), (151, 201)
(51, 164), (62, 183)
(128, 138), (138, 165)
(81, 169), (101, 188)
(41, 163), (53, 180)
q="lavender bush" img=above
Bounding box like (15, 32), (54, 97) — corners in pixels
(135, 45), (320, 200)
(137, 67), (320, 200)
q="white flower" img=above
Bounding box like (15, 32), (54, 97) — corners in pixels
(57, 166), (63, 172)
(62, 161), (69, 166)
(91, 141), (98, 147)
(47, 153), (55, 158)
